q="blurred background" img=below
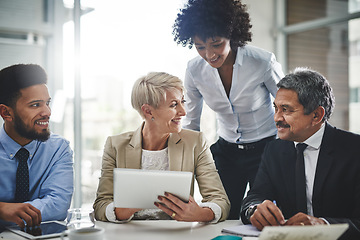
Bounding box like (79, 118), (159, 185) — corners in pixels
(0, 0), (359, 209)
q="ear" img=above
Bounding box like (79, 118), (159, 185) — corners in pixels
(0, 104), (14, 122)
(311, 106), (325, 126)
(141, 104), (153, 120)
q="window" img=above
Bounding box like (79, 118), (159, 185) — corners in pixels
(63, 0), (215, 208)
(277, 0), (360, 132)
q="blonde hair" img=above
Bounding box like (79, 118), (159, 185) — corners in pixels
(131, 72), (184, 118)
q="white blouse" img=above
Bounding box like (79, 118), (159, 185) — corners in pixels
(141, 147), (169, 170)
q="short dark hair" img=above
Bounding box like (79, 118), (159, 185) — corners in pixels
(277, 67), (335, 121)
(0, 64), (48, 107)
(172, 0), (252, 50)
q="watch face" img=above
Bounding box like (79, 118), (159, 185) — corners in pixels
(247, 205), (257, 219)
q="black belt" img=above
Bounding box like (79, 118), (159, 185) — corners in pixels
(219, 135), (276, 150)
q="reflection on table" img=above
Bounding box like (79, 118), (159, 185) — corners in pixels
(0, 220), (258, 240)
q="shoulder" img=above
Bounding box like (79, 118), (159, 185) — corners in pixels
(41, 134), (73, 160)
(187, 56), (208, 72)
(326, 124), (360, 149)
(105, 130), (135, 148)
(238, 45), (276, 63)
(46, 133), (71, 148)
(177, 129), (206, 145)
(332, 126), (360, 140)
(179, 128), (201, 137)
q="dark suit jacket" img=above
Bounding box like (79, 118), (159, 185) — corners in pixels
(240, 123), (360, 240)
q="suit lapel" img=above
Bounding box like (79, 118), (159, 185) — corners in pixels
(312, 123), (336, 214)
(168, 132), (184, 171)
(125, 124), (143, 169)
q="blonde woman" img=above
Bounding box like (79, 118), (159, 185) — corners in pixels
(93, 72), (230, 223)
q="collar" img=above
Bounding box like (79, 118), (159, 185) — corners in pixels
(294, 123), (325, 150)
(234, 47), (244, 66)
(0, 126), (40, 161)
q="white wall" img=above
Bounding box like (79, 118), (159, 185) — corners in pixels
(243, 0), (276, 53)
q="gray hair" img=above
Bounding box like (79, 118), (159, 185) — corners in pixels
(131, 72), (184, 118)
(277, 67), (335, 121)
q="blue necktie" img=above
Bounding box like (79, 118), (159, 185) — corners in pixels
(15, 148), (30, 203)
(295, 143), (308, 214)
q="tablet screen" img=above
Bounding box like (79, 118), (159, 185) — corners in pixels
(7, 221), (67, 239)
(114, 169), (192, 209)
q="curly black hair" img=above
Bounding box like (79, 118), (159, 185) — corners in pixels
(172, 0), (252, 50)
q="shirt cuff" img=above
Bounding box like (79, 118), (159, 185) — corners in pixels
(105, 202), (134, 223)
(198, 202), (222, 223)
(319, 217), (330, 225)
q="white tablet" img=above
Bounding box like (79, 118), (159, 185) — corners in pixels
(113, 168), (192, 209)
(6, 220), (67, 239)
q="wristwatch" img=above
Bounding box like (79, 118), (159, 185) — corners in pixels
(246, 204), (258, 221)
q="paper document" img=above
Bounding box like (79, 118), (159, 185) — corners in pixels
(222, 223), (348, 240)
(222, 224), (261, 237)
(259, 223), (349, 240)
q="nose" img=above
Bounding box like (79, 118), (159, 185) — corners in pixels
(41, 104), (51, 117)
(178, 102), (186, 116)
(205, 48), (215, 60)
(273, 109), (282, 122)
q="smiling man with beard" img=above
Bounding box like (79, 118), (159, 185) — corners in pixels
(0, 64), (73, 229)
(240, 68), (360, 240)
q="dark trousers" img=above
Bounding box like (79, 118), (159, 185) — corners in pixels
(210, 135), (275, 220)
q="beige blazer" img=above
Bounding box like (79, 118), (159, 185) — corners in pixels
(93, 124), (230, 222)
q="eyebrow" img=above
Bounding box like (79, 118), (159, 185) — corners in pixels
(273, 102), (292, 108)
(170, 99), (180, 103)
(169, 96), (184, 102)
(28, 98), (51, 105)
(194, 39), (221, 45)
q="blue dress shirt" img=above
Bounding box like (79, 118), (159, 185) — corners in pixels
(0, 127), (74, 226)
(183, 45), (285, 143)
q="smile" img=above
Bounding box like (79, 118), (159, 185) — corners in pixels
(36, 121), (49, 125)
(172, 119), (182, 124)
(209, 56), (219, 63)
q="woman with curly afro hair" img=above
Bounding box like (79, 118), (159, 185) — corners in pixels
(173, 0), (284, 219)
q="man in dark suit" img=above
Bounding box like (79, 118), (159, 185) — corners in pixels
(240, 67), (360, 240)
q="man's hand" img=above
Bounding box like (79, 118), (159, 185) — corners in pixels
(0, 202), (41, 228)
(285, 212), (326, 226)
(250, 200), (285, 230)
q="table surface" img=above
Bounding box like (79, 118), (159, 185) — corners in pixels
(0, 220), (258, 240)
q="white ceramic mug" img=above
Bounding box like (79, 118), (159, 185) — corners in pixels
(61, 227), (104, 240)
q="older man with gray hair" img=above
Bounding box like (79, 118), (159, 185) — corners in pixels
(240, 67), (360, 240)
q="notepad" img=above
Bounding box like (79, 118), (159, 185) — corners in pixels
(222, 224), (261, 237)
(259, 223), (348, 240)
(222, 223), (349, 240)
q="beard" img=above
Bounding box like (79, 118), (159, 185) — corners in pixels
(13, 114), (50, 142)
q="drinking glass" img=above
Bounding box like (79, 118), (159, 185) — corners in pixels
(66, 208), (95, 230)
